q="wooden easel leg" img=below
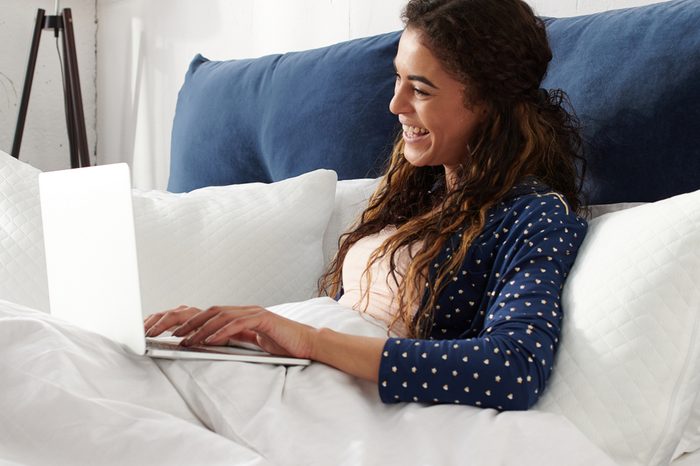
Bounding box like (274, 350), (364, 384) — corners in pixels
(61, 8), (90, 168)
(11, 9), (46, 159)
(61, 17), (78, 169)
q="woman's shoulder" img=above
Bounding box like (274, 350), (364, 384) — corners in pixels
(485, 177), (588, 238)
(473, 178), (589, 272)
(505, 177), (583, 215)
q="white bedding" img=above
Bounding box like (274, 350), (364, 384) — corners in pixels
(0, 299), (267, 466)
(0, 297), (616, 466)
(4, 152), (699, 465)
(674, 450), (700, 466)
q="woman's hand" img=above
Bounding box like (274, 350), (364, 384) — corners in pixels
(144, 305), (318, 359)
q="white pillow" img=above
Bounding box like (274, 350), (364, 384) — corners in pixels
(677, 410), (700, 461)
(586, 201), (700, 460)
(588, 202), (646, 219)
(0, 152), (49, 311)
(537, 188), (700, 466)
(322, 177), (380, 266)
(0, 151), (337, 315)
(132, 169), (337, 314)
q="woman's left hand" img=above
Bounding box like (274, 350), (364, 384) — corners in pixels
(147, 305), (318, 359)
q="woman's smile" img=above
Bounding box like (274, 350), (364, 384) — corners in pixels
(402, 123), (431, 143)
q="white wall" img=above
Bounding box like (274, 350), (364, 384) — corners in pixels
(0, 0), (96, 171)
(97, 0), (667, 190)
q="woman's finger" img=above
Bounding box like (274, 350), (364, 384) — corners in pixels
(200, 314), (265, 346)
(143, 312), (164, 330)
(176, 306), (266, 340)
(144, 305), (190, 333)
(143, 304), (189, 330)
(146, 306), (201, 337)
(253, 333), (293, 357)
(171, 305), (236, 337)
(180, 312), (235, 345)
(185, 311), (266, 347)
(226, 329), (261, 348)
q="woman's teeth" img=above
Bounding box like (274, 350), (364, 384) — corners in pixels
(403, 124), (430, 136)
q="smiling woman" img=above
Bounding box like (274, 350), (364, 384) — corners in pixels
(146, 0), (589, 411)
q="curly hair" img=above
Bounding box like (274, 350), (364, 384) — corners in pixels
(319, 0), (586, 339)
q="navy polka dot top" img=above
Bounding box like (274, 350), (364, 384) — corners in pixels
(377, 178), (588, 410)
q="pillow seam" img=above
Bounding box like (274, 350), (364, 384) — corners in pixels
(649, 289), (700, 465)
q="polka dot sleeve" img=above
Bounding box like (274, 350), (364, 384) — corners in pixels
(377, 193), (587, 410)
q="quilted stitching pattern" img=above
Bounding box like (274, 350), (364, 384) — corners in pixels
(0, 153), (50, 311)
(132, 170), (337, 315)
(537, 189), (700, 466)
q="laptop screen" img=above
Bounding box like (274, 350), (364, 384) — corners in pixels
(39, 163), (146, 355)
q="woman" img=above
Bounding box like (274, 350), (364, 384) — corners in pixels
(144, 0), (588, 411)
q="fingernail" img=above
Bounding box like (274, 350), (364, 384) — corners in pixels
(204, 336), (212, 344)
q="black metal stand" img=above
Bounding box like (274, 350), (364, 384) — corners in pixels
(11, 8), (90, 168)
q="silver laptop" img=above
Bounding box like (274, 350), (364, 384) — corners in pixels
(38, 163), (310, 366)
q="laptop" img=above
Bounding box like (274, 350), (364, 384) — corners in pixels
(38, 163), (310, 366)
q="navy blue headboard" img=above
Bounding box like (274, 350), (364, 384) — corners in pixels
(168, 0), (700, 205)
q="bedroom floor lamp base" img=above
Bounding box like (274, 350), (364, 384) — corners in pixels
(11, 8), (90, 169)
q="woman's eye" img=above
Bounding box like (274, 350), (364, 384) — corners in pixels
(413, 87), (429, 97)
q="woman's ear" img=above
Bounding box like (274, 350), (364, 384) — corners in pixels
(476, 102), (490, 124)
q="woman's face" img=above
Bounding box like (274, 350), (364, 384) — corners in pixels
(390, 28), (486, 174)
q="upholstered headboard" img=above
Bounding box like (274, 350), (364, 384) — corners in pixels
(168, 0), (700, 205)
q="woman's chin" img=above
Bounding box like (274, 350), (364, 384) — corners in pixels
(402, 145), (432, 167)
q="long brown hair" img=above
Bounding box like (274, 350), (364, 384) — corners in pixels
(319, 0), (586, 338)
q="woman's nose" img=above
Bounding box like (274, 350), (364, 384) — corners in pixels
(389, 84), (411, 115)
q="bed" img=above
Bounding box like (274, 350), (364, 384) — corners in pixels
(1, 1), (699, 465)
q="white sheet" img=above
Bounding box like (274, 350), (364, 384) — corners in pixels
(0, 297), (616, 466)
(674, 449), (700, 466)
(0, 299), (267, 466)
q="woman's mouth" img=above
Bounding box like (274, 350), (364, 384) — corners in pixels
(402, 124), (431, 143)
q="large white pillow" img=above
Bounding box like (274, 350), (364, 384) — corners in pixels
(0, 152), (49, 311)
(581, 200), (700, 460)
(322, 177), (380, 266)
(132, 169), (336, 314)
(537, 188), (700, 466)
(0, 151), (337, 315)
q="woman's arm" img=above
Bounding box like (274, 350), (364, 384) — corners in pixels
(311, 328), (385, 382)
(377, 195), (588, 409)
(145, 303), (387, 381)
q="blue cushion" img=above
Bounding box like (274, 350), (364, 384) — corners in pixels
(542, 0), (700, 204)
(168, 32), (401, 192)
(168, 0), (700, 204)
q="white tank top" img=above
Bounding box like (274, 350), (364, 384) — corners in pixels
(337, 226), (422, 336)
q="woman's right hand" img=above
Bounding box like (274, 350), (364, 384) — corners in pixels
(143, 305), (202, 337)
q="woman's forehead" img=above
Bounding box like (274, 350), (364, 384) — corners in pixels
(396, 28), (464, 93)
(396, 29), (440, 72)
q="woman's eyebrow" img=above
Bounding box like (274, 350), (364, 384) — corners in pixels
(408, 74), (439, 89)
(393, 60), (440, 89)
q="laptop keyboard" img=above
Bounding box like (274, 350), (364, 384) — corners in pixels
(147, 339), (192, 351)
(146, 338), (265, 355)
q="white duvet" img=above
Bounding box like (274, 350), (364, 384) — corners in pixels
(0, 297), (616, 466)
